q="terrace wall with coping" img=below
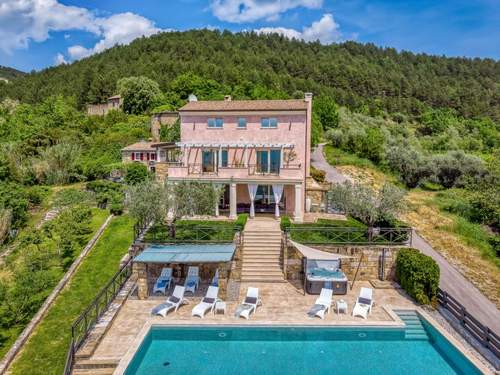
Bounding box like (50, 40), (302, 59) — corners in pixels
(285, 243), (404, 282)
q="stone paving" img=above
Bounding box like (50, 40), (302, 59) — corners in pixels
(89, 280), (416, 362)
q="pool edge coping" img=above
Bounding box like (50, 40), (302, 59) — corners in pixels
(113, 305), (492, 375)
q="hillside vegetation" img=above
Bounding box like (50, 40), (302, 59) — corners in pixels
(0, 66), (25, 81)
(0, 30), (499, 121)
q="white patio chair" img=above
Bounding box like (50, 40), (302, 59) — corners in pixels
(184, 266), (200, 294)
(151, 285), (186, 317)
(235, 287), (262, 319)
(308, 288), (333, 320)
(152, 267), (172, 295)
(191, 286), (220, 318)
(352, 287), (374, 319)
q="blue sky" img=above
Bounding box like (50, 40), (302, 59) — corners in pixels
(0, 0), (498, 72)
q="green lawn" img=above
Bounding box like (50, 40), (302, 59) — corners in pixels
(9, 214), (134, 375)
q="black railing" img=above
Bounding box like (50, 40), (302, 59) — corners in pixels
(63, 258), (133, 374)
(143, 224), (241, 244)
(286, 226), (412, 245)
(437, 288), (500, 359)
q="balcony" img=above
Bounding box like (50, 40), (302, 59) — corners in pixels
(167, 163), (302, 180)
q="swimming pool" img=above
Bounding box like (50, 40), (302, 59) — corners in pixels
(124, 315), (483, 375)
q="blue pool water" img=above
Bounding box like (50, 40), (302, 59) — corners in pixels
(125, 319), (482, 375)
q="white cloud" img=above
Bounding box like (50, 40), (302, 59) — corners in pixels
(255, 13), (342, 44)
(54, 52), (66, 65)
(0, 0), (98, 53)
(210, 0), (323, 23)
(0, 0), (162, 63)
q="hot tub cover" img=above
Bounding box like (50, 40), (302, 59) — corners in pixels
(134, 243), (236, 263)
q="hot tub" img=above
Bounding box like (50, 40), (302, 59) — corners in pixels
(305, 259), (348, 295)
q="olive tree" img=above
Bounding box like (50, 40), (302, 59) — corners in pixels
(125, 181), (169, 224)
(328, 181), (406, 231)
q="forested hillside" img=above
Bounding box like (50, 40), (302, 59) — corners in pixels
(0, 66), (25, 81)
(0, 30), (499, 121)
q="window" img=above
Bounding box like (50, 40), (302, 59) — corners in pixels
(221, 150), (228, 167)
(237, 117), (247, 128)
(261, 118), (278, 128)
(150, 152), (156, 161)
(133, 152), (141, 161)
(208, 118), (223, 128)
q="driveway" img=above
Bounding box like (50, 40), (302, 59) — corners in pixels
(314, 143), (500, 333)
(311, 143), (351, 184)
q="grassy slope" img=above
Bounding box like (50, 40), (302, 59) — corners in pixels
(322, 146), (500, 307)
(9, 214), (133, 375)
(0, 208), (108, 359)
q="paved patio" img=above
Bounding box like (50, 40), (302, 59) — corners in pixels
(89, 280), (417, 362)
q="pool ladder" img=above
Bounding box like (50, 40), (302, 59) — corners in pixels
(395, 310), (429, 341)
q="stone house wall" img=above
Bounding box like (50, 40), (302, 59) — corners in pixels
(285, 242), (403, 282)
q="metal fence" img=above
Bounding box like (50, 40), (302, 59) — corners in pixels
(143, 224), (241, 244)
(63, 258), (133, 375)
(437, 288), (500, 359)
(286, 226), (412, 245)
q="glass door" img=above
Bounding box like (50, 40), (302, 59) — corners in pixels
(202, 150), (216, 173)
(256, 150), (269, 173)
(270, 149), (280, 174)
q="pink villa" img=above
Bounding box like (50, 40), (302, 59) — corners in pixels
(166, 93), (313, 222)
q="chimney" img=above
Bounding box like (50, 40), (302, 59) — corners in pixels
(304, 92), (313, 102)
(188, 94), (198, 102)
(224, 95), (232, 102)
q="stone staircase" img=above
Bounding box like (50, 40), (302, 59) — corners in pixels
(241, 217), (285, 282)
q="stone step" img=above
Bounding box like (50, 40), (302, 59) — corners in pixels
(242, 263), (282, 270)
(74, 359), (119, 369)
(241, 271), (284, 278)
(244, 232), (281, 236)
(73, 369), (116, 375)
(243, 249), (281, 254)
(243, 239), (282, 244)
(243, 256), (281, 261)
(241, 275), (286, 282)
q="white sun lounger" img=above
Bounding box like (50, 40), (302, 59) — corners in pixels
(191, 286), (220, 318)
(184, 266), (200, 294)
(235, 287), (261, 320)
(308, 288), (333, 320)
(211, 269), (219, 287)
(151, 285), (186, 317)
(352, 287), (374, 319)
(152, 267), (172, 295)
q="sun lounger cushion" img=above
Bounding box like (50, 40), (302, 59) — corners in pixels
(151, 302), (173, 315)
(202, 297), (216, 304)
(358, 297), (372, 305)
(169, 296), (180, 304)
(157, 279), (168, 288)
(244, 297), (257, 305)
(308, 304), (325, 316)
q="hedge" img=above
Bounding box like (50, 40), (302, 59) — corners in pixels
(396, 248), (440, 305)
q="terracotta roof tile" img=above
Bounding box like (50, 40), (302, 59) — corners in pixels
(179, 99), (308, 112)
(121, 141), (156, 151)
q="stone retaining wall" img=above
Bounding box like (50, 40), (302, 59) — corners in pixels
(286, 242), (403, 282)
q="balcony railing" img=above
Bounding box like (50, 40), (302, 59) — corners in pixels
(183, 163), (302, 176)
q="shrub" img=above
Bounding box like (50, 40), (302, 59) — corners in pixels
(124, 163), (149, 185)
(280, 216), (291, 231)
(234, 214), (248, 229)
(26, 186), (49, 206)
(109, 201), (124, 216)
(385, 146), (433, 188)
(396, 248), (440, 305)
(310, 166), (326, 183)
(431, 151), (485, 188)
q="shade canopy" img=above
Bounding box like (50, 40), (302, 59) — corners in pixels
(134, 243), (236, 264)
(290, 240), (354, 260)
